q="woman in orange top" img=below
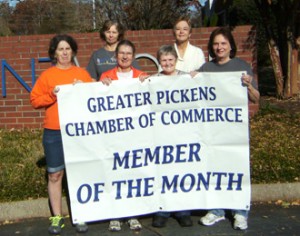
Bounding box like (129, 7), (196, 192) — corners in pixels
(99, 39), (147, 232)
(100, 39), (147, 84)
(30, 34), (92, 235)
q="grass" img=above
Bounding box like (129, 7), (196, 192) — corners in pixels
(0, 101), (299, 202)
(250, 101), (300, 184)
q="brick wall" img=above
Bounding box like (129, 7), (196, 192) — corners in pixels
(0, 25), (258, 129)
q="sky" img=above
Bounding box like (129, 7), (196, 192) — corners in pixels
(0, 0), (17, 7)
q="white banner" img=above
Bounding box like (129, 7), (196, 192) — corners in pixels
(57, 72), (251, 224)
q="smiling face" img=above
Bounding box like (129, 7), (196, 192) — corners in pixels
(159, 53), (177, 75)
(55, 40), (73, 68)
(174, 20), (191, 44)
(104, 24), (119, 45)
(212, 34), (232, 63)
(116, 45), (134, 71)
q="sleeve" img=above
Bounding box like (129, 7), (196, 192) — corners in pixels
(86, 52), (98, 80)
(80, 68), (94, 82)
(30, 73), (57, 109)
(99, 70), (110, 81)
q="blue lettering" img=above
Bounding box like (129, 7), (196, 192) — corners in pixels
(127, 179), (142, 198)
(213, 172), (227, 190)
(227, 173), (243, 190)
(144, 177), (155, 196)
(235, 108), (243, 122)
(65, 123), (75, 136)
(113, 151), (130, 170)
(94, 183), (105, 202)
(161, 175), (179, 193)
(196, 172), (211, 190)
(225, 108), (234, 122)
(77, 184), (92, 204)
(180, 174), (195, 192)
(132, 149), (143, 168)
(162, 145), (174, 163)
(87, 98), (96, 112)
(112, 180), (126, 199)
(188, 143), (201, 162)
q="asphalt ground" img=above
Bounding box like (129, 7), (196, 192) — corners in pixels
(0, 202), (300, 236)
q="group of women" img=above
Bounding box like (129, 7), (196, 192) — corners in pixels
(30, 16), (259, 235)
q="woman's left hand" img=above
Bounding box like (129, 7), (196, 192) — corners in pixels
(241, 74), (252, 87)
(139, 73), (150, 82)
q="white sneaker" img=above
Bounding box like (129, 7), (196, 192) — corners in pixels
(108, 220), (122, 231)
(128, 218), (142, 230)
(233, 214), (248, 230)
(199, 212), (225, 226)
(75, 222), (88, 233)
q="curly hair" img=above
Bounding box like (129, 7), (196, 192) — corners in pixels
(48, 34), (78, 64)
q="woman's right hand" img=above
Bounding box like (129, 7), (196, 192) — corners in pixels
(101, 77), (112, 86)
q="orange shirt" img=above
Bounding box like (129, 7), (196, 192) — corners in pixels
(99, 66), (147, 81)
(30, 66), (93, 130)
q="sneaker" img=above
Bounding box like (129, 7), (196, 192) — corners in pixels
(199, 212), (225, 226)
(48, 215), (65, 235)
(76, 222), (88, 233)
(128, 218), (142, 230)
(109, 220), (122, 231)
(233, 214), (248, 230)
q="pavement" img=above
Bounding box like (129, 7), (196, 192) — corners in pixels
(0, 183), (299, 235)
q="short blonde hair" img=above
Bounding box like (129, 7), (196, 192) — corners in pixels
(173, 16), (192, 34)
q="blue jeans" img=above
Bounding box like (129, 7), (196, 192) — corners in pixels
(156, 210), (191, 218)
(209, 209), (248, 217)
(43, 129), (65, 173)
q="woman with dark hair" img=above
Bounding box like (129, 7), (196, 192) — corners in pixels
(198, 27), (259, 103)
(30, 34), (92, 235)
(87, 20), (139, 81)
(198, 27), (259, 231)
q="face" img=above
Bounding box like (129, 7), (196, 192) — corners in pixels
(104, 25), (119, 45)
(159, 53), (177, 75)
(55, 40), (73, 67)
(212, 34), (232, 62)
(116, 45), (134, 70)
(174, 20), (191, 43)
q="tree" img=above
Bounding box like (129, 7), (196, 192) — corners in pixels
(218, 0), (300, 98)
(252, 0), (300, 98)
(9, 0), (94, 35)
(0, 2), (12, 36)
(96, 0), (194, 30)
